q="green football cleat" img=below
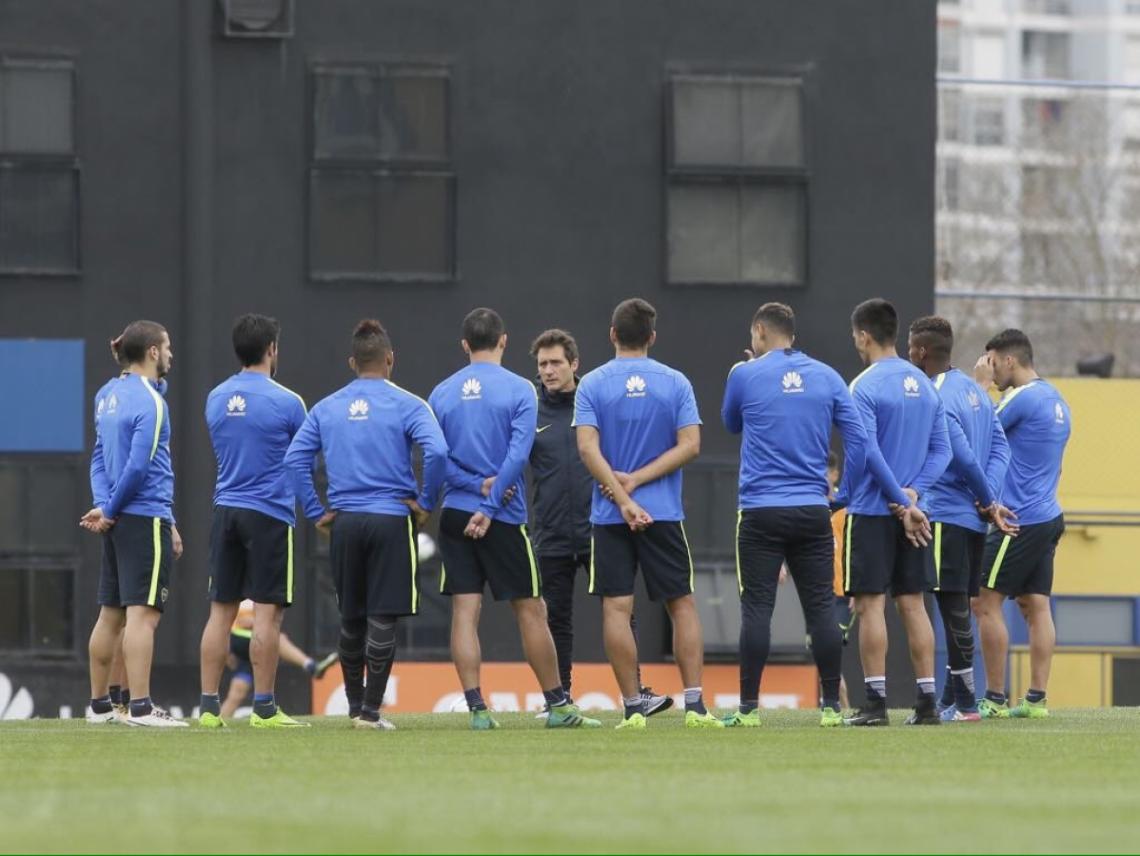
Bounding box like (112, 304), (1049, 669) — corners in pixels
(684, 710), (726, 728)
(722, 709), (762, 728)
(820, 707), (843, 728)
(198, 712), (226, 729)
(977, 697), (1010, 719)
(1010, 697), (1049, 718)
(469, 709), (500, 731)
(546, 703), (601, 728)
(616, 712), (646, 730)
(249, 709), (310, 728)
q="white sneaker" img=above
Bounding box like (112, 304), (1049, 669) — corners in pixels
(641, 687), (674, 718)
(112, 704), (131, 725)
(353, 714), (396, 731)
(86, 706), (117, 724)
(127, 707), (189, 728)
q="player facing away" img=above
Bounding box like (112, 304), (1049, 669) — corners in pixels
(907, 316), (1017, 722)
(527, 328), (671, 719)
(973, 329), (1071, 719)
(429, 309), (599, 730)
(575, 298), (720, 730)
(720, 303), (920, 728)
(82, 320), (186, 727)
(838, 299), (949, 727)
(286, 320), (448, 731)
(198, 314), (320, 728)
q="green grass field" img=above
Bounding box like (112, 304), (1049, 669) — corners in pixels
(2, 708), (1138, 854)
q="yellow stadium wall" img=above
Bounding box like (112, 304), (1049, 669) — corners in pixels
(1050, 379), (1140, 597)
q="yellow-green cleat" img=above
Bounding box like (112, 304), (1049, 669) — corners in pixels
(978, 697), (1010, 719)
(1010, 697), (1049, 718)
(616, 712), (647, 730)
(470, 709), (500, 730)
(546, 703), (601, 728)
(198, 712), (226, 729)
(249, 709), (310, 728)
(722, 709), (761, 728)
(820, 707), (843, 728)
(684, 710), (726, 728)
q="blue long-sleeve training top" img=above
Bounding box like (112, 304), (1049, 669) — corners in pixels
(429, 362), (536, 524)
(284, 377), (448, 519)
(721, 349), (910, 510)
(993, 378), (1071, 526)
(922, 368), (1011, 532)
(841, 356), (952, 516)
(205, 371), (321, 526)
(96, 373), (174, 521)
(572, 356), (701, 525)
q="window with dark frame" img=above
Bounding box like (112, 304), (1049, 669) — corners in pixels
(0, 58), (80, 275)
(666, 73), (808, 287)
(309, 63), (454, 282)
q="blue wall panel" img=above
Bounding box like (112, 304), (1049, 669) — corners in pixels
(0, 340), (85, 452)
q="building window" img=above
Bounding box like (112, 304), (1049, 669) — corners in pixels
(971, 97), (1006, 146)
(309, 63), (454, 281)
(1022, 0), (1070, 14)
(938, 23), (961, 74)
(666, 73), (807, 286)
(0, 58), (79, 275)
(0, 567), (75, 652)
(971, 33), (1006, 79)
(1021, 31), (1070, 80)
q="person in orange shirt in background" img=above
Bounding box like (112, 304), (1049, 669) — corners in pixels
(828, 452), (852, 710)
(221, 599), (339, 719)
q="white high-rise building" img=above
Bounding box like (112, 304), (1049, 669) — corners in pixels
(937, 0), (1140, 376)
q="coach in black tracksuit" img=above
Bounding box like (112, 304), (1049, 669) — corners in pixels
(529, 329), (668, 715)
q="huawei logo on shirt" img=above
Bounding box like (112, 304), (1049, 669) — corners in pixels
(107, 394), (118, 413)
(461, 378), (482, 400)
(967, 391), (981, 409)
(781, 371), (804, 393)
(348, 399), (370, 420)
(903, 376), (921, 397)
(226, 395), (247, 416)
(625, 375), (647, 398)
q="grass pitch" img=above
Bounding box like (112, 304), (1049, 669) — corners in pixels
(1, 708), (1138, 853)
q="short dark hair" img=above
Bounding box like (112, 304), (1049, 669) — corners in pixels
(114, 321), (167, 365)
(530, 329), (579, 364)
(611, 298), (656, 349)
(985, 328), (1034, 367)
(462, 308), (505, 352)
(752, 302), (796, 338)
(851, 298), (898, 346)
(352, 318), (392, 368)
(909, 315), (954, 361)
(231, 313), (281, 367)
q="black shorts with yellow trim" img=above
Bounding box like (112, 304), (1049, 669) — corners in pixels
(228, 631), (253, 682)
(930, 521), (986, 596)
(981, 514), (1065, 598)
(97, 513), (173, 612)
(438, 508), (540, 601)
(208, 505), (295, 606)
(842, 513), (934, 597)
(330, 511), (420, 619)
(588, 521), (693, 602)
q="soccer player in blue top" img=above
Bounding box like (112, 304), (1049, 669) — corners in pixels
(430, 308), (599, 730)
(81, 320), (186, 727)
(720, 303), (924, 728)
(286, 319), (449, 731)
(198, 314), (320, 729)
(908, 316), (1017, 722)
(840, 299), (949, 727)
(575, 298), (720, 729)
(973, 329), (1071, 720)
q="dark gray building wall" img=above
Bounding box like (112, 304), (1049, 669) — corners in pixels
(0, 0), (935, 709)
